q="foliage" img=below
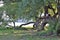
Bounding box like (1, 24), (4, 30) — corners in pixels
(0, 0), (60, 35)
(3, 0), (56, 20)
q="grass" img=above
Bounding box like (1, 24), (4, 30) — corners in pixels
(0, 34), (59, 40)
(0, 27), (59, 40)
(0, 33), (58, 40)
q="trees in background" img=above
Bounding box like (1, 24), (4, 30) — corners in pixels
(0, 0), (60, 35)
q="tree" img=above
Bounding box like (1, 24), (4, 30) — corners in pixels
(3, 2), (19, 29)
(2, 0), (55, 27)
(2, 0), (60, 35)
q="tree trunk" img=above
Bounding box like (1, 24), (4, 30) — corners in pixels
(13, 21), (15, 29)
(56, 0), (60, 36)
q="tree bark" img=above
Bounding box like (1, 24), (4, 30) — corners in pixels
(13, 21), (15, 29)
(19, 22), (35, 28)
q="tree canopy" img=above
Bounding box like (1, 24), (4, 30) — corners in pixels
(1, 0), (57, 20)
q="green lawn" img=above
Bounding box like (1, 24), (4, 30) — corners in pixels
(0, 28), (59, 40)
(0, 35), (59, 40)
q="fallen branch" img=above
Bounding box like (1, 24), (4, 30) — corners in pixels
(19, 22), (35, 28)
